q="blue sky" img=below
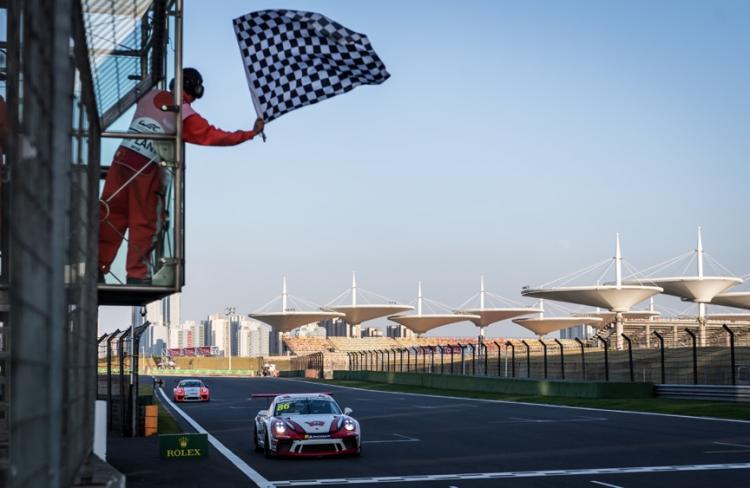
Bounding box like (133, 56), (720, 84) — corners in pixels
(100, 0), (750, 336)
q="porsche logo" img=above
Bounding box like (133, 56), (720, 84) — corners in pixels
(305, 420), (325, 426)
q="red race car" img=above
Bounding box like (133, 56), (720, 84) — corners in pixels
(252, 392), (361, 457)
(173, 378), (210, 402)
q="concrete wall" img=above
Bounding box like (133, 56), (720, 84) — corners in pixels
(334, 371), (654, 399)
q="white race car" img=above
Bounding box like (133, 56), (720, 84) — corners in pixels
(252, 392), (361, 457)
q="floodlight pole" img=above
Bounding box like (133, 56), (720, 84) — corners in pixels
(225, 306), (236, 370)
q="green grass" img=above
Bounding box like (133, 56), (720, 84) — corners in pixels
(312, 379), (750, 421)
(157, 402), (181, 435)
(138, 383), (182, 435)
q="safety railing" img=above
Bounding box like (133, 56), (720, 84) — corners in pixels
(344, 326), (750, 386)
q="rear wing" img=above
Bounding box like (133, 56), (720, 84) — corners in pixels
(250, 392), (334, 399)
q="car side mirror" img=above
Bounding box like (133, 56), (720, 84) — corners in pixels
(257, 410), (269, 417)
(343, 407), (353, 415)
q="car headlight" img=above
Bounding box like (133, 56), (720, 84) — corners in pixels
(273, 421), (287, 434)
(343, 419), (356, 432)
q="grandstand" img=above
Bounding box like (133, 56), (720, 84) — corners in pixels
(283, 335), (591, 355)
(283, 337), (335, 355)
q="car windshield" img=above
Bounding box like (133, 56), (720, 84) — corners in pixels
(179, 381), (202, 388)
(274, 398), (341, 416)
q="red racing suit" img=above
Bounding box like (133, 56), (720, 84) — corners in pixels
(98, 90), (258, 281)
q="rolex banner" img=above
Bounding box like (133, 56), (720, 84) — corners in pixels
(159, 433), (209, 459)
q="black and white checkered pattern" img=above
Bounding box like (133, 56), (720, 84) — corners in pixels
(233, 9), (390, 122)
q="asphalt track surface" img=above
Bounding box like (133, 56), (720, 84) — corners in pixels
(155, 376), (750, 488)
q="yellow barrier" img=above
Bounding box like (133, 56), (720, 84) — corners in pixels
(144, 404), (158, 436)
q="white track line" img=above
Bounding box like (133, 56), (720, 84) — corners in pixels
(363, 433), (420, 444)
(157, 387), (275, 488)
(271, 463), (750, 486)
(490, 416), (607, 424)
(286, 379), (750, 424)
(590, 481), (624, 488)
(714, 442), (750, 449)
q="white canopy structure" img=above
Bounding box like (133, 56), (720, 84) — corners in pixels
(514, 300), (603, 337)
(624, 228), (742, 345)
(326, 274), (413, 331)
(456, 277), (541, 340)
(712, 292), (750, 311)
(522, 234), (663, 349)
(249, 277), (345, 334)
(514, 316), (603, 337)
(388, 282), (479, 336)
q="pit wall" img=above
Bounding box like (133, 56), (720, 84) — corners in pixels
(333, 371), (654, 399)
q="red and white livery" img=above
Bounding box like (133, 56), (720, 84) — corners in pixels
(252, 392), (361, 457)
(173, 378), (210, 402)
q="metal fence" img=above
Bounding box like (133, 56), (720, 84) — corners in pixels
(96, 324), (149, 437)
(4, 1), (100, 486)
(345, 328), (750, 386)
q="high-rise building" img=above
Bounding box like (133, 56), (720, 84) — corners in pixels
(208, 317), (229, 356)
(188, 321), (206, 347)
(386, 323), (414, 338)
(150, 322), (169, 356)
(560, 324), (594, 340)
(238, 319), (271, 357)
(319, 318), (351, 337)
(361, 327), (384, 338)
(169, 324), (191, 349)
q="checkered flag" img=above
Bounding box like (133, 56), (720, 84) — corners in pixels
(233, 9), (390, 123)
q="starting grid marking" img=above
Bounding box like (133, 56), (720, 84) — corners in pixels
(271, 463), (750, 486)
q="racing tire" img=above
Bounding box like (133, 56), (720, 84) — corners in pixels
(264, 433), (274, 458)
(253, 426), (263, 452)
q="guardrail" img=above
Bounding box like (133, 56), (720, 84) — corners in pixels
(655, 384), (750, 402)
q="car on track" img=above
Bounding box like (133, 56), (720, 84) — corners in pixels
(252, 392), (360, 457)
(173, 378), (210, 402)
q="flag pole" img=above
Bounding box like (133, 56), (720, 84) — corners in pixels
(248, 86), (267, 142)
(234, 24), (266, 142)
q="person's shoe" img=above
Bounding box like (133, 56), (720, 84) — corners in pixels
(126, 277), (152, 285)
